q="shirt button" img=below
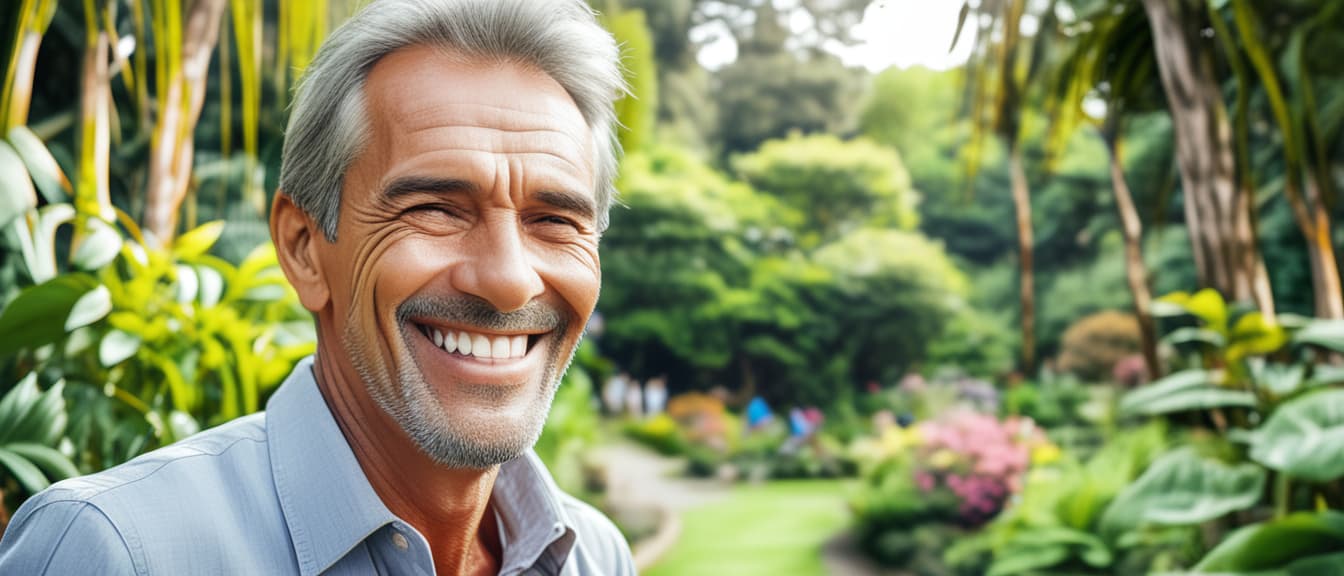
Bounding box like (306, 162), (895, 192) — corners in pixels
(391, 531), (409, 551)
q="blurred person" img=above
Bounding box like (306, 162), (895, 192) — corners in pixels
(603, 371), (630, 415)
(0, 1), (634, 574)
(643, 374), (667, 415)
(624, 379), (644, 418)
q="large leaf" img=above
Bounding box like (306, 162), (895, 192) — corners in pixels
(988, 526), (1112, 576)
(4, 379), (68, 446)
(7, 125), (69, 204)
(1119, 370), (1252, 418)
(0, 273), (99, 357)
(172, 220), (225, 259)
(1294, 320), (1344, 353)
(1099, 447), (1264, 541)
(1228, 312), (1289, 360)
(64, 284), (112, 331)
(70, 216), (123, 271)
(1158, 289), (1228, 333)
(0, 447), (50, 493)
(0, 373), (41, 440)
(0, 138), (37, 227)
(1195, 511), (1344, 572)
(1246, 389), (1344, 483)
(4, 442), (79, 479)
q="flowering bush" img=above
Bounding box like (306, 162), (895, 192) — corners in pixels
(915, 411), (1050, 526)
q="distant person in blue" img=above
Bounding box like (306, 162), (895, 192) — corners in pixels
(0, 1), (635, 574)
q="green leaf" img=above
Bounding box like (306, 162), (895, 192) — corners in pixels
(0, 139), (37, 228)
(0, 373), (41, 441)
(64, 284), (112, 331)
(4, 443), (79, 480)
(1247, 389), (1344, 482)
(1294, 320), (1344, 352)
(1100, 447), (1265, 541)
(0, 447), (51, 493)
(0, 273), (98, 357)
(98, 328), (141, 367)
(1249, 360), (1306, 397)
(1185, 288), (1228, 332)
(9, 380), (67, 446)
(70, 216), (123, 271)
(172, 220), (225, 259)
(196, 265), (223, 308)
(1124, 388), (1256, 417)
(7, 125), (69, 204)
(30, 203), (76, 282)
(1119, 370), (1221, 417)
(987, 544), (1071, 576)
(1196, 511), (1344, 571)
(1162, 327), (1226, 348)
(1228, 312), (1289, 360)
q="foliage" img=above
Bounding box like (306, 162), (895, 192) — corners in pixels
(535, 341), (605, 495)
(0, 373), (79, 521)
(959, 422), (1182, 575)
(1002, 375), (1092, 430)
(1057, 311), (1142, 382)
(711, 50), (862, 156)
(732, 134), (919, 246)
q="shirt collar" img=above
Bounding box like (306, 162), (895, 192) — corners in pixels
(266, 356), (579, 576)
(266, 356), (396, 576)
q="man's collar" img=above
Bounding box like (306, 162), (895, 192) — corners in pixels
(266, 356), (395, 576)
(265, 356), (579, 576)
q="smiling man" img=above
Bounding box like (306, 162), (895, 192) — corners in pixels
(0, 1), (633, 574)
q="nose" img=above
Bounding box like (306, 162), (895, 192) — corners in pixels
(452, 216), (544, 313)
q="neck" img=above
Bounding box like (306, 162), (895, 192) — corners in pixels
(312, 346), (503, 575)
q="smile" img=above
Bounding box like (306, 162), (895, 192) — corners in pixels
(413, 322), (541, 360)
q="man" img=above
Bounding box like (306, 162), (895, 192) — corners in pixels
(0, 0), (634, 574)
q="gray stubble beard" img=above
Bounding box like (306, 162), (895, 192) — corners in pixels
(342, 296), (578, 469)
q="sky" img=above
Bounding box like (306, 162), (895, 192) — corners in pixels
(696, 0), (977, 72)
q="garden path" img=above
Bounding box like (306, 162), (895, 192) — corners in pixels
(592, 440), (731, 569)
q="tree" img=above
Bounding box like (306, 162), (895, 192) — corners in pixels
(956, 0), (1058, 373)
(732, 133), (919, 247)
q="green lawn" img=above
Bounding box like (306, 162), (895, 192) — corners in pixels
(645, 479), (855, 576)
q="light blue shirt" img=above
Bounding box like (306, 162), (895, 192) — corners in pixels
(0, 357), (635, 575)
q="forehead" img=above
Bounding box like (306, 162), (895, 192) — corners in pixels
(357, 44), (595, 191)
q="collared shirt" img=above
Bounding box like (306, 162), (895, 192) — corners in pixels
(0, 357), (635, 575)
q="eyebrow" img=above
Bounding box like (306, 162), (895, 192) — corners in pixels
(533, 189), (597, 223)
(379, 176), (479, 200)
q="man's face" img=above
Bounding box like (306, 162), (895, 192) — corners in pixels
(315, 46), (600, 468)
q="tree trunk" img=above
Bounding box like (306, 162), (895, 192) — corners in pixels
(143, 0), (228, 245)
(76, 20), (112, 223)
(1304, 175), (1344, 319)
(1104, 132), (1160, 381)
(1140, 0), (1275, 316)
(1009, 143), (1036, 375)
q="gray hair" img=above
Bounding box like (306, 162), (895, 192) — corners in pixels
(279, 0), (626, 240)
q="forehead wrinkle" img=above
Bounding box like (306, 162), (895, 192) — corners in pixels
(396, 123), (592, 178)
(384, 147), (592, 195)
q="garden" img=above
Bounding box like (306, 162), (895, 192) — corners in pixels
(3, 0), (1344, 574)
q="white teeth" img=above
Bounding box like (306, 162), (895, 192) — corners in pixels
(423, 324), (530, 359)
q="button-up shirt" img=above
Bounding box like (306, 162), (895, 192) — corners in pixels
(0, 357), (635, 575)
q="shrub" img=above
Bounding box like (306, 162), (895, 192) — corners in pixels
(1058, 311), (1142, 382)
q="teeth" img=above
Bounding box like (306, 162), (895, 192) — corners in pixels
(421, 324), (530, 359)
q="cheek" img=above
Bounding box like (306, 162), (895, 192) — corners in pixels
(532, 243), (601, 322)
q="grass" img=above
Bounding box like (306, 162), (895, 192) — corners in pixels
(645, 479), (855, 576)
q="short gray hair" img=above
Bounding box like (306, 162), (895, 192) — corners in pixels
(279, 0), (626, 240)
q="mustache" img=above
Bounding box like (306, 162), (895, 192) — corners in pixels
(396, 294), (564, 333)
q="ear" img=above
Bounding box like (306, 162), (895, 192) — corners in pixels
(271, 192), (331, 313)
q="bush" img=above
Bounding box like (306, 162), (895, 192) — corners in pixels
(1058, 311), (1142, 382)
(623, 414), (686, 456)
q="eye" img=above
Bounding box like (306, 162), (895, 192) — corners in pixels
(536, 214), (578, 227)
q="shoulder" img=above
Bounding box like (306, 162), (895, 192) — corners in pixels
(0, 412), (273, 574)
(0, 497), (135, 575)
(40, 412), (268, 504)
(559, 492), (636, 575)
